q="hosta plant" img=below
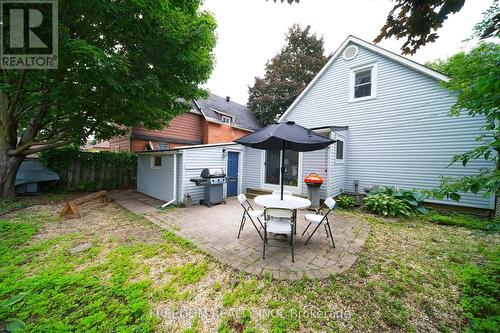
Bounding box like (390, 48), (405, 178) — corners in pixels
(368, 186), (428, 215)
(363, 193), (411, 218)
(336, 194), (355, 210)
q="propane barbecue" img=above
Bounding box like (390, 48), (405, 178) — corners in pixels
(190, 168), (226, 207)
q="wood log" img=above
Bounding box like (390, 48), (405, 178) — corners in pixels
(61, 190), (110, 219)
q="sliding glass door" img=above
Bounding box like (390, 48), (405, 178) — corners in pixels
(264, 150), (299, 187)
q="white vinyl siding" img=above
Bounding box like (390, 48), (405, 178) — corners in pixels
(138, 155), (174, 201)
(282, 42), (493, 209)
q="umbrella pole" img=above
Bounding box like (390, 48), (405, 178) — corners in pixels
(281, 142), (285, 200)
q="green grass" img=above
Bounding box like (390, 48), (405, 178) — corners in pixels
(1, 200), (498, 332)
(425, 211), (499, 231)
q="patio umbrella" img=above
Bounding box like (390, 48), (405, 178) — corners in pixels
(235, 121), (335, 200)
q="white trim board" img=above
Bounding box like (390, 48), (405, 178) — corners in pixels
(279, 35), (450, 122)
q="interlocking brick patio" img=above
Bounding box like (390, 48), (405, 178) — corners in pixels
(112, 191), (370, 280)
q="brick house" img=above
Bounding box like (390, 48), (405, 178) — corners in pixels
(109, 94), (261, 152)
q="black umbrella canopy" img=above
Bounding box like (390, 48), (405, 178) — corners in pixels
(235, 121), (335, 200)
(235, 121), (335, 151)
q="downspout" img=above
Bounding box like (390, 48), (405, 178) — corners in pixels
(161, 152), (178, 209)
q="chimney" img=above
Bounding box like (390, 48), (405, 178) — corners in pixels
(225, 96), (230, 102)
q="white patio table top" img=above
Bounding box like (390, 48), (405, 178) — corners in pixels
(254, 194), (311, 210)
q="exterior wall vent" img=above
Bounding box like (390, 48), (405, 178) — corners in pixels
(342, 45), (358, 60)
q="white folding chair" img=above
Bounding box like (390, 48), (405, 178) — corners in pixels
(237, 194), (263, 240)
(271, 190), (292, 196)
(262, 208), (295, 262)
(302, 197), (336, 247)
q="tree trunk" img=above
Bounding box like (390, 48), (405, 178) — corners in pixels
(0, 146), (24, 200)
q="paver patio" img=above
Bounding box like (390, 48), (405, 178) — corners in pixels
(111, 191), (370, 280)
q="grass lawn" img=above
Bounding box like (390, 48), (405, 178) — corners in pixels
(0, 198), (498, 332)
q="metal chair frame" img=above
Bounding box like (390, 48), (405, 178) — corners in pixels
(302, 198), (336, 248)
(237, 194), (264, 240)
(262, 207), (295, 262)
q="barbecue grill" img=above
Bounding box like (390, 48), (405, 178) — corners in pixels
(189, 168), (226, 207)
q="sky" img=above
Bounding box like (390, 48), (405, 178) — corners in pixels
(201, 0), (493, 105)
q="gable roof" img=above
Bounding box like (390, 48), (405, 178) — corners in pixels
(194, 93), (262, 131)
(279, 35), (450, 122)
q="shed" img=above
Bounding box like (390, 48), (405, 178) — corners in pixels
(136, 143), (245, 204)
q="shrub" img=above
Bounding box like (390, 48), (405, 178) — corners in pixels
(363, 193), (411, 218)
(368, 186), (428, 215)
(336, 194), (355, 210)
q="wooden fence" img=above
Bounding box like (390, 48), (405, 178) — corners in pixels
(41, 147), (137, 192)
(56, 159), (136, 191)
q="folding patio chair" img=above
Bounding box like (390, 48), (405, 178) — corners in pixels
(237, 194), (264, 240)
(262, 208), (295, 262)
(302, 197), (336, 247)
(272, 190), (292, 196)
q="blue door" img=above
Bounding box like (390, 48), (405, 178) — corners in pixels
(227, 152), (239, 197)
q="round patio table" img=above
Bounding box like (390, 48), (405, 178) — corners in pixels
(253, 194), (311, 210)
(254, 194), (311, 236)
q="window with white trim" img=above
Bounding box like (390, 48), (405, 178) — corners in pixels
(336, 140), (344, 160)
(151, 156), (162, 168)
(157, 143), (169, 150)
(350, 63), (377, 102)
(221, 115), (232, 124)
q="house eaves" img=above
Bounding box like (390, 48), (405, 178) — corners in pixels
(279, 35), (450, 122)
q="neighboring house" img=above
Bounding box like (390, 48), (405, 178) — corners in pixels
(82, 140), (111, 152)
(109, 94), (261, 152)
(135, 36), (495, 214)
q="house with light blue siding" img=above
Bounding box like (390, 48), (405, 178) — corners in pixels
(241, 36), (494, 211)
(135, 36), (495, 213)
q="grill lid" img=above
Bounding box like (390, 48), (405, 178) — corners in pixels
(201, 168), (226, 178)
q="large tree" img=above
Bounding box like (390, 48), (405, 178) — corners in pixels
(247, 24), (327, 125)
(273, 0), (500, 55)
(424, 42), (500, 201)
(0, 0), (216, 199)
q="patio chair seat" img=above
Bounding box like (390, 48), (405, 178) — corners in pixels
(248, 210), (264, 218)
(266, 219), (292, 234)
(304, 213), (326, 224)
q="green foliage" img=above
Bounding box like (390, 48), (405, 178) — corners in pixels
(374, 0), (466, 55)
(248, 24), (328, 124)
(0, 293), (26, 332)
(40, 146), (137, 191)
(426, 212), (499, 232)
(363, 193), (411, 218)
(0, 217), (157, 332)
(336, 194), (355, 210)
(1, 0), (216, 198)
(222, 279), (264, 307)
(456, 248), (499, 332)
(470, 0), (500, 40)
(368, 186), (428, 215)
(425, 43), (500, 200)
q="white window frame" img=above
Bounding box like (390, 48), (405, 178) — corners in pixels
(221, 115), (232, 124)
(335, 139), (344, 163)
(349, 62), (377, 102)
(151, 155), (162, 169)
(157, 142), (169, 150)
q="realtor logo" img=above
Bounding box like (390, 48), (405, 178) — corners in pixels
(0, 0), (58, 69)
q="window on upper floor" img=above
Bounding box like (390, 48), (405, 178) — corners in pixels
(221, 115), (232, 124)
(157, 143), (169, 150)
(350, 63), (377, 102)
